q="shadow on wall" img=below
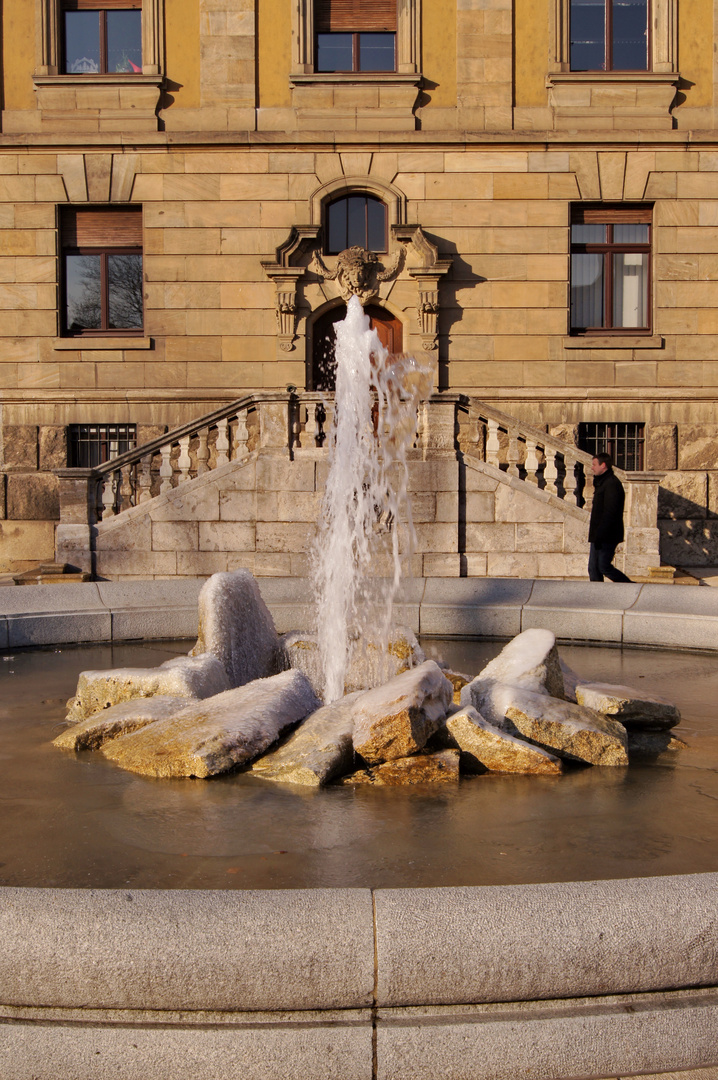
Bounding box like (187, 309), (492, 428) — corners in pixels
(659, 480), (718, 567)
(420, 232), (485, 392)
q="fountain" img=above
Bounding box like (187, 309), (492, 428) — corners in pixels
(311, 295), (434, 702)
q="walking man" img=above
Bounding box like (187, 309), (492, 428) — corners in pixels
(588, 452), (632, 583)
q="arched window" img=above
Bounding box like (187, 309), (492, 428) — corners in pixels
(326, 194), (387, 254)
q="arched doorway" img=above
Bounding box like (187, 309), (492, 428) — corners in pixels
(311, 304), (403, 391)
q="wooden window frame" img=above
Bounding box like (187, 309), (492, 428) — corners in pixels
(62, 1), (142, 76)
(61, 207), (144, 338)
(568, 0), (650, 72)
(549, 0), (676, 74)
(325, 193), (389, 254)
(292, 0), (420, 76)
(36, 0), (163, 77)
(570, 205), (652, 336)
(316, 31), (397, 74)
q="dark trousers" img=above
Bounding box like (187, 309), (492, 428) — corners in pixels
(588, 543), (632, 583)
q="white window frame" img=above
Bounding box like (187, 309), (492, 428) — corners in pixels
(292, 0), (421, 76)
(35, 0), (164, 77)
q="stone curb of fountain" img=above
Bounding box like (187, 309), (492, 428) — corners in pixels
(3, 577), (718, 651)
(0, 877), (717, 1080)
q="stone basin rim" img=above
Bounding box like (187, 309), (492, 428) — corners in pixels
(2, 577), (717, 1078)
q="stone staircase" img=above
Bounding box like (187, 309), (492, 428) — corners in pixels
(54, 392), (663, 581)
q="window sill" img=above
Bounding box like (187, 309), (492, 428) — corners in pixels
(34, 73), (163, 88)
(54, 337), (152, 351)
(564, 335), (664, 349)
(547, 71), (679, 86)
(290, 72), (421, 87)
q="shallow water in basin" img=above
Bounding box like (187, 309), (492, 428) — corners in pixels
(1, 638), (717, 890)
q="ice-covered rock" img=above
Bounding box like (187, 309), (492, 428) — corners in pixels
(65, 653), (230, 724)
(575, 683), (680, 730)
(488, 683), (629, 766)
(53, 695), (189, 751)
(442, 669), (471, 705)
(252, 692), (361, 787)
(627, 730), (688, 756)
(444, 706), (562, 775)
(352, 659), (452, 765)
(282, 626), (425, 698)
(341, 749), (460, 785)
(190, 570), (282, 688)
(102, 669), (319, 778)
(462, 629), (565, 703)
(559, 659), (582, 704)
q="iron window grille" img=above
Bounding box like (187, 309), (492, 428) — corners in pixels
(578, 422), (645, 470)
(68, 424), (137, 468)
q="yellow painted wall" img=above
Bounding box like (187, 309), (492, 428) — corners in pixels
(513, 0), (548, 107)
(422, 0), (456, 108)
(3, 2), (36, 110)
(257, 0), (292, 108)
(678, 0), (713, 106)
(165, 0), (201, 108)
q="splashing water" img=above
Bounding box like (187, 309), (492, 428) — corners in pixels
(311, 296), (435, 702)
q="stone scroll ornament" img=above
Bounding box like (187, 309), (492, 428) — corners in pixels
(309, 245), (405, 305)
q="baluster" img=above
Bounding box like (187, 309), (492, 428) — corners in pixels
(215, 418), (230, 466)
(486, 418), (500, 467)
(525, 438), (540, 484)
(119, 465), (133, 511)
(507, 428), (520, 478)
(178, 435), (192, 482)
(159, 444), (174, 493)
(233, 412), (249, 461)
(291, 402), (302, 451)
(138, 454), (153, 502)
(323, 401), (335, 445)
(101, 472), (117, 519)
(305, 403), (319, 448)
(196, 427), (210, 475)
(544, 448), (559, 497)
(566, 455), (581, 506)
(582, 464), (594, 511)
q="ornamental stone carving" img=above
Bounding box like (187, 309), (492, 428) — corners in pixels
(309, 246), (405, 305)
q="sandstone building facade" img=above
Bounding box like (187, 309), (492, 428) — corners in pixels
(0, 0), (717, 578)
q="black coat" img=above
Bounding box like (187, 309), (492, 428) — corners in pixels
(588, 469), (625, 547)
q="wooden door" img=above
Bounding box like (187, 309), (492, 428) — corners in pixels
(311, 304), (403, 391)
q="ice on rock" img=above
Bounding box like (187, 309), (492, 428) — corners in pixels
(190, 570), (282, 688)
(53, 696), (190, 751)
(352, 659), (452, 765)
(464, 629), (565, 701)
(252, 691), (361, 787)
(102, 669), (320, 778)
(444, 706), (562, 774)
(282, 626), (425, 699)
(65, 653), (230, 724)
(574, 683), (680, 730)
(341, 749), (460, 785)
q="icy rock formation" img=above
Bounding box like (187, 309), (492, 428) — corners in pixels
(466, 629), (565, 701)
(341, 748), (460, 785)
(65, 653), (230, 724)
(282, 626), (425, 699)
(190, 570), (282, 688)
(54, 696), (189, 751)
(352, 659), (452, 765)
(490, 683), (629, 766)
(252, 692), (361, 787)
(102, 669), (320, 778)
(444, 706), (562, 775)
(575, 683), (680, 730)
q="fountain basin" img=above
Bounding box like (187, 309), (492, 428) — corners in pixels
(1, 579), (718, 1079)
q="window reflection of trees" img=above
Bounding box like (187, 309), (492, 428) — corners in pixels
(66, 254), (142, 332)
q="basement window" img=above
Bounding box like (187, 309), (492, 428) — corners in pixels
(68, 423), (137, 467)
(578, 421), (645, 470)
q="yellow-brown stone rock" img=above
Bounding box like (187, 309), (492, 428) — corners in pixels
(341, 749), (460, 785)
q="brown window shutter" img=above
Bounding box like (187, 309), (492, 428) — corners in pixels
(63, 1), (142, 10)
(573, 205), (652, 225)
(315, 0), (397, 32)
(62, 208), (143, 248)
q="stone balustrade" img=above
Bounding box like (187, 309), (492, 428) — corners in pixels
(53, 394), (664, 580)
